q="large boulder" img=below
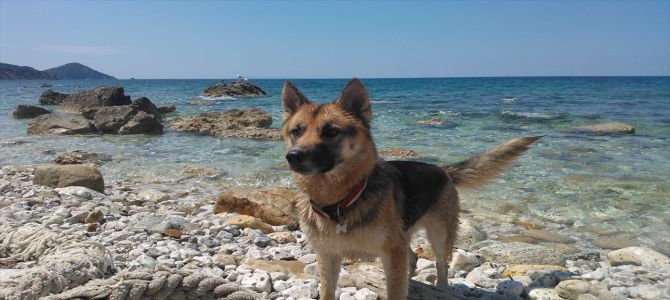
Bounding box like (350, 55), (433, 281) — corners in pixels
(12, 105), (51, 119)
(39, 90), (68, 105)
(85, 98), (163, 134)
(201, 80), (267, 98)
(568, 122), (635, 134)
(91, 106), (137, 133)
(118, 111), (163, 134)
(170, 108), (279, 139)
(157, 104), (176, 114)
(27, 115), (96, 135)
(33, 165), (105, 192)
(59, 86), (131, 112)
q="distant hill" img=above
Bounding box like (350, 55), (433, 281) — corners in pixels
(0, 63), (56, 80)
(44, 62), (116, 80)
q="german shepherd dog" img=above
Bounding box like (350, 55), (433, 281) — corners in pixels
(280, 78), (540, 300)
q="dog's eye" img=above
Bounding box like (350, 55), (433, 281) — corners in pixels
(323, 127), (340, 138)
(290, 128), (301, 137)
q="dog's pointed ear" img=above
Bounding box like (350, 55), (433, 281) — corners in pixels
(336, 78), (371, 125)
(281, 81), (309, 120)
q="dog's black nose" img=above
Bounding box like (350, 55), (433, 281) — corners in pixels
(286, 149), (307, 164)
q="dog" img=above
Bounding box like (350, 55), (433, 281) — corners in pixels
(280, 78), (540, 300)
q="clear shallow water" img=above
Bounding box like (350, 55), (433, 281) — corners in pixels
(1, 77), (669, 252)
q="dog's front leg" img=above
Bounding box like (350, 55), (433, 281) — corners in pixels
(382, 246), (409, 300)
(317, 252), (342, 300)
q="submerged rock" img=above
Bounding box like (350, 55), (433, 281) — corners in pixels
(12, 104), (51, 119)
(378, 149), (418, 158)
(39, 89), (68, 105)
(606, 246), (670, 271)
(55, 150), (112, 165)
(568, 122), (635, 134)
(27, 115), (96, 135)
(170, 108), (279, 139)
(201, 80), (267, 98)
(58, 86), (131, 112)
(475, 242), (566, 266)
(33, 165), (105, 192)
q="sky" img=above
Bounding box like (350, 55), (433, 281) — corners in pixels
(1, 0), (669, 79)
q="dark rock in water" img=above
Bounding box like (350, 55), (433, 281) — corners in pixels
(170, 108), (279, 139)
(132, 97), (161, 119)
(118, 111), (163, 134)
(59, 86), (131, 112)
(33, 165), (105, 192)
(92, 106), (137, 133)
(568, 122), (635, 134)
(90, 104), (162, 134)
(157, 104), (176, 114)
(27, 115), (97, 135)
(201, 80), (267, 98)
(41, 83), (53, 88)
(39, 90), (69, 105)
(12, 105), (51, 119)
(55, 150), (112, 165)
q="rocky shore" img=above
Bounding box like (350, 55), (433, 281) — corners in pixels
(1, 163), (668, 300)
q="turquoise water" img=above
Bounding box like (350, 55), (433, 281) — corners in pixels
(1, 77), (669, 252)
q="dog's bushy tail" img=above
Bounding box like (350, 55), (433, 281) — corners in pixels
(443, 136), (542, 190)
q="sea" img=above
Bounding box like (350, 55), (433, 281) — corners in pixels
(1, 77), (669, 253)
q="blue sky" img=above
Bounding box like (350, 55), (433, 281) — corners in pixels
(1, 0), (668, 79)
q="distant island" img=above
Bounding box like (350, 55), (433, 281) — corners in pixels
(0, 62), (116, 80)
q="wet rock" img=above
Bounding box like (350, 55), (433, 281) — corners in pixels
(378, 149), (418, 158)
(591, 237), (636, 250)
(555, 280), (591, 300)
(131, 97), (161, 119)
(34, 165), (105, 192)
(58, 86), (131, 112)
(475, 242), (566, 266)
(568, 122), (635, 134)
(224, 215), (274, 234)
(55, 150), (112, 165)
(157, 104), (176, 114)
(524, 229), (575, 243)
(179, 165), (223, 180)
(606, 247), (670, 271)
(39, 89), (68, 105)
(12, 104), (51, 119)
(201, 80), (267, 98)
(170, 108), (279, 140)
(213, 189), (298, 229)
(118, 111), (163, 134)
(27, 115), (96, 135)
(89, 105), (163, 134)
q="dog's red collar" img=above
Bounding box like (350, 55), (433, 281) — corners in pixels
(310, 177), (368, 223)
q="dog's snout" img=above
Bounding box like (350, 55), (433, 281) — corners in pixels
(286, 149), (307, 164)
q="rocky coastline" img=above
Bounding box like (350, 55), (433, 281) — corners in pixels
(0, 160), (667, 300)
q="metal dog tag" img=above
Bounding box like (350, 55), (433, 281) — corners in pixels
(336, 223), (348, 234)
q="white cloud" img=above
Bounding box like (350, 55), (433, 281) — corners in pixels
(43, 44), (122, 56)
